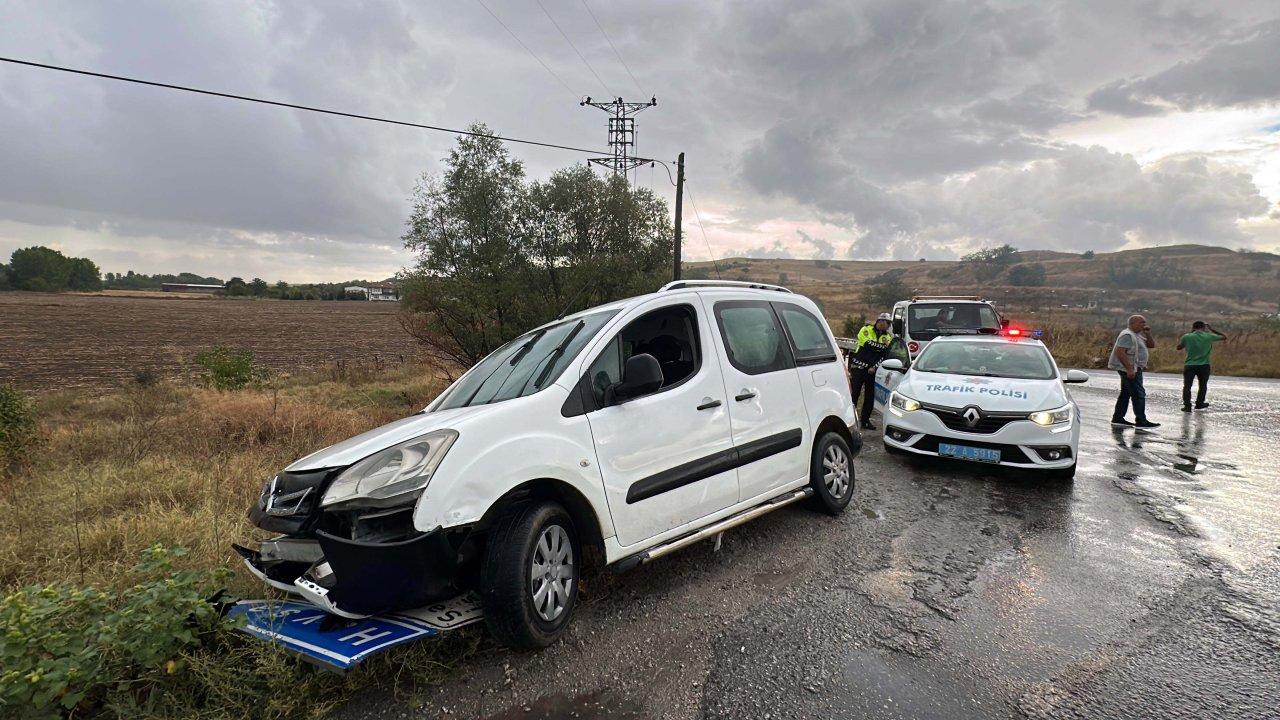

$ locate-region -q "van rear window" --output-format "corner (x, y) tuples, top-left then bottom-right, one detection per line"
(907, 303), (1000, 341)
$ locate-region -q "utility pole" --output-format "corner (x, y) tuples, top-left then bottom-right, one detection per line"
(673, 152), (684, 281)
(580, 96), (657, 175)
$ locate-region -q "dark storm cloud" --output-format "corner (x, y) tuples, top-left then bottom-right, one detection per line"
(1087, 20), (1280, 116)
(1, 0), (1278, 273)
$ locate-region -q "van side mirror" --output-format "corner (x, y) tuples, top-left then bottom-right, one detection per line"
(880, 359), (905, 372)
(1000, 317), (1010, 328)
(607, 353), (663, 404)
(891, 318), (904, 336)
(1063, 369), (1089, 384)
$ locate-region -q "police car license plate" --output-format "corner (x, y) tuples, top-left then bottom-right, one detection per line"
(938, 442), (1001, 463)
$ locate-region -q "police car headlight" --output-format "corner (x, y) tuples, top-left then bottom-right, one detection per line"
(321, 430), (458, 507)
(890, 391), (921, 413)
(1029, 404), (1072, 427)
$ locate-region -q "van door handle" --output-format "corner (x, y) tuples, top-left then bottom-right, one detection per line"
(735, 391), (757, 402)
(697, 398), (722, 411)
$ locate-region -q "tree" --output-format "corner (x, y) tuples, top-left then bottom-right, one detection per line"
(225, 277), (248, 296)
(249, 278), (268, 296)
(0, 263), (9, 291)
(961, 244), (1019, 281)
(1082, 250), (1095, 260)
(400, 124), (672, 369)
(67, 257), (102, 291)
(1008, 263), (1047, 287)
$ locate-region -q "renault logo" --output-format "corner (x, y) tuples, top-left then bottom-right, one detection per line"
(962, 407), (982, 427)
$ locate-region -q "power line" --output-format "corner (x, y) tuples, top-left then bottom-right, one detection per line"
(579, 0), (646, 97)
(0, 56), (608, 155)
(473, 0), (579, 100)
(685, 183), (722, 279)
(535, 0), (613, 96)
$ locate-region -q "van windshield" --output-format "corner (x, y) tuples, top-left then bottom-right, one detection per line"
(435, 310), (618, 410)
(913, 341), (1057, 380)
(907, 303), (1001, 340)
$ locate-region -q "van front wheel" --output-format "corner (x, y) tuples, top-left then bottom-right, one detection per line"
(480, 500), (579, 649)
(809, 432), (855, 515)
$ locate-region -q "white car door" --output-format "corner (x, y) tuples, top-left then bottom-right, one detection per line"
(704, 296), (811, 502)
(582, 298), (738, 548)
(875, 337), (912, 413)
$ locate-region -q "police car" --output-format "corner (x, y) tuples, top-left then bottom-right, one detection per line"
(889, 296), (1005, 359)
(874, 335), (1088, 479)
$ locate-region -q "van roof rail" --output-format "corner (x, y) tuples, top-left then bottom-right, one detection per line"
(909, 295), (982, 301)
(660, 280), (792, 294)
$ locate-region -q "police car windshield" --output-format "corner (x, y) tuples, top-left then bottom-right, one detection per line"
(907, 303), (1001, 340)
(913, 341), (1057, 381)
(435, 310), (618, 410)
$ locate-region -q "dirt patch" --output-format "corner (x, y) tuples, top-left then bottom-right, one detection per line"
(0, 291), (421, 392)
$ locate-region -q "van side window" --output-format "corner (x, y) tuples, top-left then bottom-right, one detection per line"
(772, 303), (836, 365)
(714, 301), (794, 375)
(585, 304), (701, 405)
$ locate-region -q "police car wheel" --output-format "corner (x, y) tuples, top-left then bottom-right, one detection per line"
(808, 432), (854, 515)
(1048, 463), (1077, 481)
(480, 500), (579, 649)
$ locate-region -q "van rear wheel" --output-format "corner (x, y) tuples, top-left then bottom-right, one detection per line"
(809, 432), (854, 515)
(480, 500), (579, 649)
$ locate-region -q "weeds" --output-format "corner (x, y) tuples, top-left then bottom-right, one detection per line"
(0, 362), (452, 718)
(193, 346), (267, 391)
(0, 384), (38, 476)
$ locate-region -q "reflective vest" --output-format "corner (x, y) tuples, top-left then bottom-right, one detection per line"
(848, 325), (892, 371)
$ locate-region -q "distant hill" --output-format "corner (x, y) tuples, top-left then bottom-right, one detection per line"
(685, 244), (1280, 325)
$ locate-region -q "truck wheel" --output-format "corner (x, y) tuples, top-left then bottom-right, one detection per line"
(480, 500), (579, 649)
(809, 432), (854, 515)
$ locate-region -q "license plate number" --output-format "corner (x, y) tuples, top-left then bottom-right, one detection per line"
(938, 443), (1001, 463)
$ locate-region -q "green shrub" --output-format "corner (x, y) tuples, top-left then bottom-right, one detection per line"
(194, 346), (266, 391)
(0, 545), (229, 718)
(0, 384), (38, 473)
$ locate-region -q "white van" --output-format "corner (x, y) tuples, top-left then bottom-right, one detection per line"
(237, 281), (861, 648)
(889, 296), (1004, 358)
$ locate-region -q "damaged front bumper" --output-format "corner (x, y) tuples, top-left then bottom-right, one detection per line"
(239, 468), (476, 619)
(235, 528), (468, 619)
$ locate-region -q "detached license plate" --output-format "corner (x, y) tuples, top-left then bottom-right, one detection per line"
(938, 442), (1001, 463)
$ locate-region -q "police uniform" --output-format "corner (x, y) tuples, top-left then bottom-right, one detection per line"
(848, 323), (892, 428)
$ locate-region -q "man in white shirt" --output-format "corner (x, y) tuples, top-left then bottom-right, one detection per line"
(1108, 314), (1160, 429)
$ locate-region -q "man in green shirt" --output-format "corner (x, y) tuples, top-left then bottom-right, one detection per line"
(1177, 321), (1226, 411)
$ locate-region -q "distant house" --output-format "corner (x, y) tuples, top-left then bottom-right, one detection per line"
(344, 283), (399, 301)
(161, 282), (223, 295)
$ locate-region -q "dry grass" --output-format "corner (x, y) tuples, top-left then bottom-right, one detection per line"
(0, 361), (450, 593)
(1030, 324), (1280, 376)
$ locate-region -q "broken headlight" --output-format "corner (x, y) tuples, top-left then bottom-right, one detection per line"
(321, 430), (458, 508)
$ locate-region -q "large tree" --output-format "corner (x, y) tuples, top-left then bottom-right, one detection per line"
(400, 124), (673, 370)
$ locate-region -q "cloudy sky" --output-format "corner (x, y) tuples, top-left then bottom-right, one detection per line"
(2, 0), (1279, 281)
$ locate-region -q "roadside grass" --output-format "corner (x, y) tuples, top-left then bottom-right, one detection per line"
(0, 361), (477, 719)
(1034, 325), (1280, 377)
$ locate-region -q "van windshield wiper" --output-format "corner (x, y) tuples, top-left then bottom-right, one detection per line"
(528, 320), (586, 391)
(459, 330), (548, 407)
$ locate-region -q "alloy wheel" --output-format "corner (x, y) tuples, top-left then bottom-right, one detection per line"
(822, 443), (850, 499)
(530, 524), (574, 622)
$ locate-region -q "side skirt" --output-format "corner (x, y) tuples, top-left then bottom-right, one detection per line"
(612, 487), (813, 573)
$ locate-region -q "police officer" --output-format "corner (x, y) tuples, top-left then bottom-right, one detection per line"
(849, 313), (893, 430)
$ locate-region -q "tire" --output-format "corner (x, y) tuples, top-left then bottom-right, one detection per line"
(1048, 463), (1077, 481)
(809, 432), (855, 515)
(479, 500), (579, 649)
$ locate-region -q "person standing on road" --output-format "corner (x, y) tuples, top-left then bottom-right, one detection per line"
(849, 313), (893, 430)
(1109, 314), (1160, 429)
(1177, 320), (1226, 412)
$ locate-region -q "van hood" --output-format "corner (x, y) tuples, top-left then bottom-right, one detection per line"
(285, 404), (498, 471)
(897, 371), (1065, 412)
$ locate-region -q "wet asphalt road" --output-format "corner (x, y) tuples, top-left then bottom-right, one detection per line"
(340, 371), (1279, 720)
